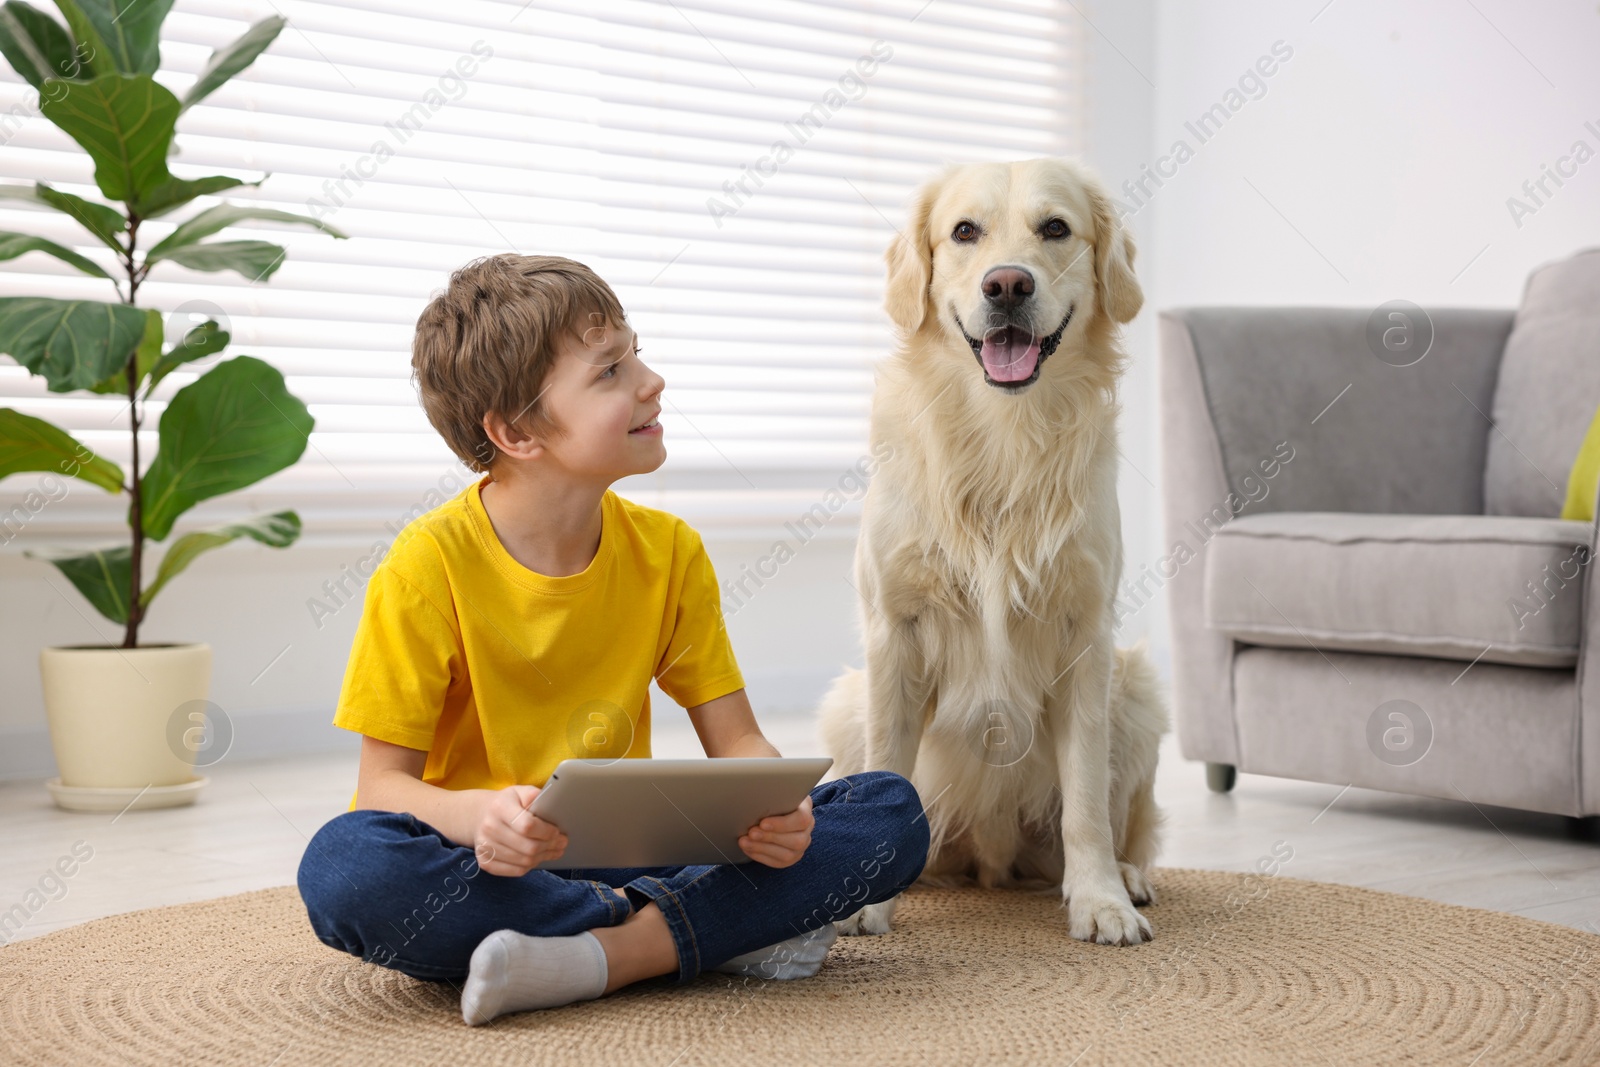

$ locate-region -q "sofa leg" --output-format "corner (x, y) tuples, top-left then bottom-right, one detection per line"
(1206, 762), (1237, 794)
(1568, 816), (1600, 843)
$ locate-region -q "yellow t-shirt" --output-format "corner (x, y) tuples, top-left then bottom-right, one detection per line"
(333, 475), (745, 810)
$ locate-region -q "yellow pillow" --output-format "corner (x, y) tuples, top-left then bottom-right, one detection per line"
(1561, 402), (1600, 521)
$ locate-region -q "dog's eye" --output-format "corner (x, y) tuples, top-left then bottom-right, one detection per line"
(1041, 218), (1070, 240)
(952, 221), (979, 243)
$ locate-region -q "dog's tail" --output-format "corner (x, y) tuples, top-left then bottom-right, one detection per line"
(1113, 637), (1168, 741)
(815, 665), (869, 782)
(1111, 637), (1169, 872)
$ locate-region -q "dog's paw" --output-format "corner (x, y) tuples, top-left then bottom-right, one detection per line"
(1064, 884), (1152, 945)
(1119, 862), (1155, 906)
(834, 897), (898, 936)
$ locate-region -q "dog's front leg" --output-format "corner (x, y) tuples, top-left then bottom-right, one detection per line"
(1049, 635), (1152, 946)
(862, 611), (935, 780)
(835, 610), (935, 937)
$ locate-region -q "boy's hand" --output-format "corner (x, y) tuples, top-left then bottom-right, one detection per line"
(738, 794), (814, 868)
(473, 785), (569, 877)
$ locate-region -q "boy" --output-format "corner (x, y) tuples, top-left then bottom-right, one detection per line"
(295, 254), (929, 1025)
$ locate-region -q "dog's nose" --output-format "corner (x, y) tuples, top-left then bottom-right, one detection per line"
(982, 267), (1035, 308)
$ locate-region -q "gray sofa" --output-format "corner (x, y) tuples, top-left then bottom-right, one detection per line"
(1158, 248), (1600, 830)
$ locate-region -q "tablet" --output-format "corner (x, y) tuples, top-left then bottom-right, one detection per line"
(528, 757), (833, 869)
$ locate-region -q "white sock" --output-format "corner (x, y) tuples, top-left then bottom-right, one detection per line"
(711, 923), (838, 980)
(459, 928), (609, 1025)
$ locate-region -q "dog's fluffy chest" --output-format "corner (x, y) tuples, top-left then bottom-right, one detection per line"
(893, 494), (1096, 628)
(867, 372), (1122, 644)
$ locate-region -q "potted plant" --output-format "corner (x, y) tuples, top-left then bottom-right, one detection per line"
(0, 1), (346, 810)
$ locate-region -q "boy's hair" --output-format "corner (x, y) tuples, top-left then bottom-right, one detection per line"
(411, 254), (627, 473)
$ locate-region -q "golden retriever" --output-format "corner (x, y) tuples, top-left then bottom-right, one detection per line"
(817, 157), (1168, 946)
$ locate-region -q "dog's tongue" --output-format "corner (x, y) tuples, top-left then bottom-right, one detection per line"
(980, 326), (1041, 382)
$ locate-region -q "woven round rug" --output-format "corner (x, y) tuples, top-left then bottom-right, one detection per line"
(3, 868), (1597, 1066)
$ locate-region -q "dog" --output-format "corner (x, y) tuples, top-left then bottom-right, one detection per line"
(818, 158), (1169, 946)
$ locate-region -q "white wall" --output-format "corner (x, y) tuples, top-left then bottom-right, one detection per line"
(1148, 0), (1600, 308)
(1078, 0), (1166, 678)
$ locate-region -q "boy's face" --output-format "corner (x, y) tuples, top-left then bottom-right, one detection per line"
(529, 316), (667, 481)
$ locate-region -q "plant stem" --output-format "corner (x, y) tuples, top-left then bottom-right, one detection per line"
(121, 217), (145, 649)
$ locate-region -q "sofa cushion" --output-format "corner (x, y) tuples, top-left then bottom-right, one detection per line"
(1204, 511), (1592, 668)
(1484, 248), (1600, 517)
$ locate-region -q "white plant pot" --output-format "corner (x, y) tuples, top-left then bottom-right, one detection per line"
(39, 642), (213, 812)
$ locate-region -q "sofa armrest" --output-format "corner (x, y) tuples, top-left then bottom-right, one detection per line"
(1157, 306), (1513, 769)
(1579, 478), (1600, 814)
(1158, 313), (1240, 764)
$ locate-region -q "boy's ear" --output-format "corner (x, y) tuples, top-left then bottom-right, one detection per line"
(482, 408), (543, 463)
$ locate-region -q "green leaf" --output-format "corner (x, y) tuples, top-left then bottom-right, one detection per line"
(38, 72), (177, 205)
(36, 182), (125, 251)
(145, 318), (227, 393)
(44, 0), (103, 77)
(0, 183), (125, 253)
(180, 15), (284, 113)
(0, 406), (123, 491)
(151, 239), (285, 281)
(142, 509), (299, 606)
(87, 306), (157, 393)
(134, 173), (261, 219)
(147, 204), (346, 261)
(24, 541), (130, 623)
(0, 230), (112, 279)
(52, 0), (173, 75)
(138, 355), (312, 540)
(0, 1), (84, 88)
(0, 296), (147, 392)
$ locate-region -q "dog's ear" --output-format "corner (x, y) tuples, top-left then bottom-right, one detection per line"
(1087, 184), (1143, 324)
(883, 177), (939, 335)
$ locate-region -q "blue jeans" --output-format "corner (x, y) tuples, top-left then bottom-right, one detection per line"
(296, 769), (929, 985)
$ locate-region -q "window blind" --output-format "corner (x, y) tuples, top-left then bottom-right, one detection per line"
(0, 0), (1080, 544)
